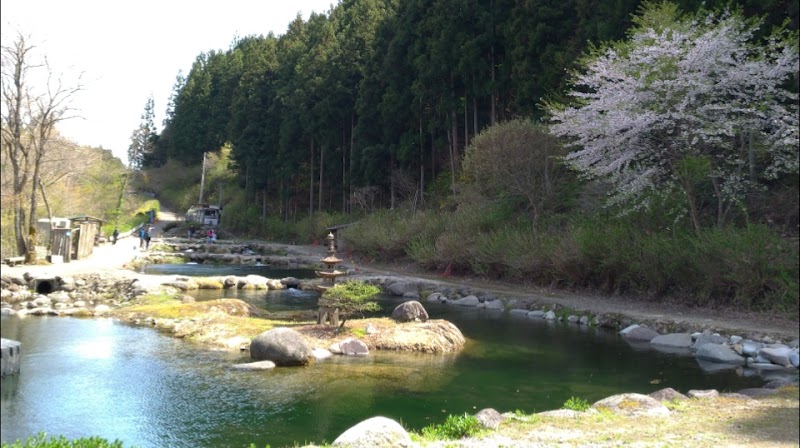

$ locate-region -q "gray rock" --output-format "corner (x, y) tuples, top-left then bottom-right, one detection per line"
(391, 301), (429, 323)
(729, 335), (743, 344)
(759, 346), (793, 367)
(567, 315), (579, 323)
(484, 299), (504, 310)
(508, 309), (528, 317)
(527, 310), (546, 319)
(649, 388), (688, 401)
(623, 326), (660, 343)
(332, 416), (413, 448)
(330, 338), (369, 356)
(402, 292), (420, 300)
(789, 339), (799, 349)
(231, 360), (276, 371)
(692, 331), (728, 351)
(791, 350), (799, 368)
(764, 378), (793, 389)
(474, 408), (504, 429)
(688, 389), (719, 399)
(450, 295), (480, 307)
(544, 310), (557, 320)
(747, 362), (792, 371)
(695, 344), (745, 365)
(250, 327), (313, 366)
(386, 281), (418, 297)
(737, 388), (779, 398)
(650, 333), (692, 348)
(619, 324), (640, 335)
(579, 316), (590, 325)
(592, 393), (670, 417)
(426, 292), (447, 303)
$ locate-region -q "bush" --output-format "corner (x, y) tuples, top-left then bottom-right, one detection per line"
(420, 413), (482, 440)
(1, 433), (131, 448)
(562, 397), (591, 412)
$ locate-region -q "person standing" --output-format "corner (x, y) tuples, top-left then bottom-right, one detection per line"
(144, 229), (152, 250)
(138, 227), (146, 249)
(112, 228), (119, 245)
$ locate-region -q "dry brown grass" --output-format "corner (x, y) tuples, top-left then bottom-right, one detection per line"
(457, 387), (800, 448)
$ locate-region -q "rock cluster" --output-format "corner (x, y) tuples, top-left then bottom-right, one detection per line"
(0, 270), (314, 318)
(618, 324), (799, 379)
(1, 272), (158, 317)
(359, 275), (799, 382)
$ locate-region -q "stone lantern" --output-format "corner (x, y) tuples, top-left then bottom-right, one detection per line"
(316, 232), (345, 325)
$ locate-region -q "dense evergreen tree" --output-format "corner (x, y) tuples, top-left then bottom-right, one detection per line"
(156, 0), (798, 219)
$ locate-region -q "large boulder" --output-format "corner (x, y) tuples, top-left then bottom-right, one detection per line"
(593, 393), (670, 417)
(649, 387), (688, 402)
(759, 346), (793, 367)
(250, 327), (313, 366)
(474, 408), (504, 429)
(450, 295), (480, 307)
(391, 301), (429, 323)
(650, 333), (692, 349)
(386, 281), (418, 297)
(332, 416), (413, 448)
(623, 326), (660, 342)
(692, 331), (727, 351)
(329, 338), (369, 356)
(695, 344), (746, 365)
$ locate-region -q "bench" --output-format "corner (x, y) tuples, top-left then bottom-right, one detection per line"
(3, 256), (25, 267)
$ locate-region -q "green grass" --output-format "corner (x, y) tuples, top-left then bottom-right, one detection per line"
(1, 433), (132, 448)
(562, 396), (591, 412)
(419, 413), (483, 440)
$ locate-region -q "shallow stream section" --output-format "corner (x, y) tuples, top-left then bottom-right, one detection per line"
(1, 265), (768, 448)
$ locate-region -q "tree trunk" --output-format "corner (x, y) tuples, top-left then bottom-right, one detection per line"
(349, 112), (355, 214)
(342, 122), (347, 213)
(464, 91), (469, 147)
(681, 178), (702, 234)
(490, 45), (497, 126)
(473, 95), (478, 137)
(318, 144), (324, 212)
(309, 139), (315, 216)
(390, 152), (396, 209)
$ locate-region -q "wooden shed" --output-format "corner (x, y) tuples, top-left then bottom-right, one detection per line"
(49, 215), (105, 261)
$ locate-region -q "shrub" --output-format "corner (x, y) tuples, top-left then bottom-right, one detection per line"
(420, 413), (482, 440)
(319, 281), (381, 328)
(562, 396), (591, 412)
(1, 432), (130, 448)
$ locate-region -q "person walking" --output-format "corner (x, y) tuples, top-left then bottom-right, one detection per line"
(138, 227), (146, 249)
(112, 228), (119, 245)
(144, 229), (152, 250)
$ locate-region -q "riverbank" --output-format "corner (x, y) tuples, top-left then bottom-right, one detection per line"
(2, 216), (799, 447)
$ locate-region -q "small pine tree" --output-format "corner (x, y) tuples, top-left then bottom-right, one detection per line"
(319, 281), (381, 329)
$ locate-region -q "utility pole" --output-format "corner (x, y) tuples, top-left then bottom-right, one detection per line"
(199, 152), (206, 204)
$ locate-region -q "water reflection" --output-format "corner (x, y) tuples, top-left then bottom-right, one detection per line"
(1, 294), (770, 448)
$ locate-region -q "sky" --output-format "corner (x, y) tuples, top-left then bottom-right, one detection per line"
(1, 0), (337, 164)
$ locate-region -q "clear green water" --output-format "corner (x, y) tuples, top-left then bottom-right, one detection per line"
(0, 269), (769, 448)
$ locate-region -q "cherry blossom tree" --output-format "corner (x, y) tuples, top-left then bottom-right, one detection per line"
(546, 2), (799, 231)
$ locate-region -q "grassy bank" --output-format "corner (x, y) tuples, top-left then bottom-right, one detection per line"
(340, 208), (799, 316)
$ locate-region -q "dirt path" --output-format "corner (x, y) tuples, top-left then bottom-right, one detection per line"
(1, 209), (181, 278)
(344, 257), (798, 340)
